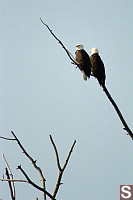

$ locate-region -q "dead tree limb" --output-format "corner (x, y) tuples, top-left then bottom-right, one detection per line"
(50, 135), (76, 199)
(102, 85), (133, 140)
(0, 136), (15, 140)
(11, 131), (46, 200)
(5, 168), (15, 200)
(0, 133), (76, 199)
(40, 18), (78, 65)
(49, 135), (61, 171)
(0, 178), (28, 183)
(17, 165), (55, 200)
(3, 154), (15, 199)
(40, 19), (133, 140)
(0, 170), (54, 199)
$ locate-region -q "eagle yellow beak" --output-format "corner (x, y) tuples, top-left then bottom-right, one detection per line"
(90, 49), (92, 53)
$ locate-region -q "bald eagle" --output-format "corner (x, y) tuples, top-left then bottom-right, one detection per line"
(90, 48), (106, 86)
(75, 44), (91, 81)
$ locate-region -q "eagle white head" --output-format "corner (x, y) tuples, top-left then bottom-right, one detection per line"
(90, 48), (99, 55)
(76, 44), (84, 51)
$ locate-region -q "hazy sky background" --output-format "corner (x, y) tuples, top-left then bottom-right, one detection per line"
(0, 0), (133, 199)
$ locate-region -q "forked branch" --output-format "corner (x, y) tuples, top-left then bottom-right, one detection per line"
(17, 165), (55, 200)
(0, 166), (55, 200)
(50, 135), (76, 199)
(11, 131), (46, 200)
(0, 133), (76, 199)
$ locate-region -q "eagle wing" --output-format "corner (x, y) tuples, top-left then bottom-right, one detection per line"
(75, 50), (91, 78)
(90, 54), (106, 85)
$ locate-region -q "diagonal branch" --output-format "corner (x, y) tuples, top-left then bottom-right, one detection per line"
(62, 140), (76, 171)
(102, 85), (133, 140)
(50, 138), (76, 199)
(11, 131), (46, 200)
(50, 135), (61, 171)
(17, 165), (55, 200)
(40, 18), (78, 65)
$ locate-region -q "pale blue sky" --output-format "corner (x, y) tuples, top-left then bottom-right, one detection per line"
(0, 0), (133, 200)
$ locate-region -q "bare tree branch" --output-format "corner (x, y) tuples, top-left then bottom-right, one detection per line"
(0, 178), (28, 183)
(40, 18), (79, 66)
(17, 165), (55, 200)
(50, 137), (76, 199)
(3, 154), (15, 199)
(0, 136), (15, 140)
(11, 131), (46, 200)
(40, 19), (133, 140)
(1, 132), (76, 199)
(5, 168), (15, 200)
(50, 135), (61, 171)
(0, 175), (54, 200)
(62, 140), (76, 171)
(102, 85), (133, 140)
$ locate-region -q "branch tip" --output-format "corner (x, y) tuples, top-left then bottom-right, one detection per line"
(40, 18), (78, 65)
(102, 85), (133, 140)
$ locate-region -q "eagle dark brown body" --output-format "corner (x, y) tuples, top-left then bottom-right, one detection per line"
(90, 53), (106, 86)
(75, 49), (91, 79)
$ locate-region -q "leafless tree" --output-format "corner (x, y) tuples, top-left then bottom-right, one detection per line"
(0, 132), (76, 200)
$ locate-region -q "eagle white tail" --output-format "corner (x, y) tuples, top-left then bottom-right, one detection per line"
(82, 71), (87, 81)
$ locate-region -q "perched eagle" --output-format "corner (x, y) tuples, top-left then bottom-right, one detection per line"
(90, 48), (106, 86)
(75, 44), (91, 81)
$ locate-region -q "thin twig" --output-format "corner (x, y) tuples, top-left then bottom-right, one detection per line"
(11, 131), (46, 200)
(0, 136), (16, 140)
(0, 176), (54, 200)
(5, 168), (15, 200)
(0, 178), (28, 183)
(62, 140), (76, 171)
(50, 135), (61, 171)
(17, 165), (55, 200)
(102, 85), (133, 140)
(51, 138), (76, 199)
(40, 18), (78, 65)
(3, 154), (15, 199)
